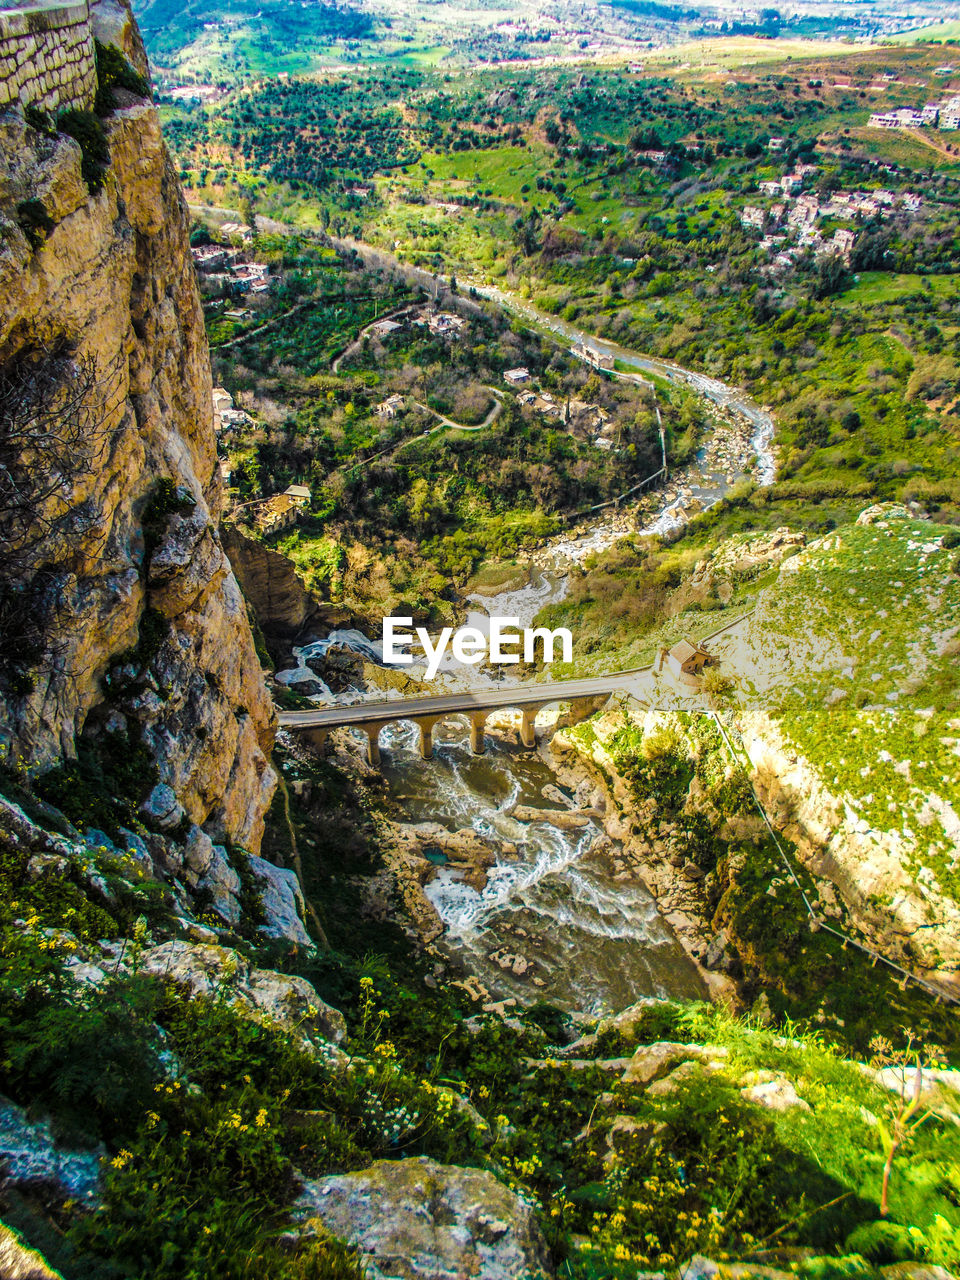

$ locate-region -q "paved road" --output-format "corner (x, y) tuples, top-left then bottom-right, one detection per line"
(278, 667), (650, 730)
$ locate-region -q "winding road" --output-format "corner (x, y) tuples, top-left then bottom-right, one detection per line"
(190, 202), (777, 483)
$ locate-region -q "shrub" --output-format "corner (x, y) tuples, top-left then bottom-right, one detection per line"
(35, 726), (158, 839)
(94, 40), (150, 115)
(23, 104), (54, 134)
(142, 478), (196, 556)
(845, 1220), (922, 1264)
(0, 935), (162, 1143)
(57, 110), (109, 194)
(15, 199), (55, 250)
(70, 1088), (365, 1279)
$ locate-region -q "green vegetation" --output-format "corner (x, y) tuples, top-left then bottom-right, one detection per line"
(161, 44), (960, 553)
(135, 0), (372, 84)
(208, 236), (697, 621)
(94, 39), (150, 113)
(581, 704), (960, 1046)
(57, 110), (110, 194)
(4, 734), (959, 1277)
(744, 513), (960, 891)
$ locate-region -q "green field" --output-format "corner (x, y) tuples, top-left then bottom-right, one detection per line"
(840, 270), (960, 305)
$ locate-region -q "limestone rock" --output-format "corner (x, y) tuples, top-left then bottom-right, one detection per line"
(0, 1096), (102, 1204)
(116, 826), (154, 873)
(878, 1266), (956, 1280)
(147, 512), (226, 618)
(592, 998), (659, 1046)
(856, 502), (910, 526)
(647, 1059), (705, 1097)
(182, 824), (215, 879)
(196, 844), (242, 925)
(91, 0), (150, 77)
(137, 941), (345, 1047)
(740, 1070), (811, 1113)
(680, 1257), (793, 1279)
(0, 82), (275, 854)
(621, 1041), (699, 1087)
(25, 853), (69, 883)
(0, 1221), (62, 1280)
(140, 784), (184, 832)
(296, 1156), (553, 1280)
(247, 854), (312, 947)
(222, 524), (324, 642)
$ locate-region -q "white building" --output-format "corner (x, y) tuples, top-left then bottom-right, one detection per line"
(868, 109), (924, 130)
(212, 387), (233, 417)
(741, 205), (765, 229)
(369, 319), (403, 338)
(428, 312), (466, 335)
(376, 394), (406, 419)
(504, 367), (531, 385)
(571, 343), (614, 371)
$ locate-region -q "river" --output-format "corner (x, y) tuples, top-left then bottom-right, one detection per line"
(274, 244), (778, 1012)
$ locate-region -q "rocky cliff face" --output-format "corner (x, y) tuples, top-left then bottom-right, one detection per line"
(0, 4), (275, 850)
(222, 524), (346, 651)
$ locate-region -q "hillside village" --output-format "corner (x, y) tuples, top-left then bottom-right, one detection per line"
(741, 164), (924, 268)
(191, 233), (273, 297)
(869, 90), (960, 131)
(205, 275), (648, 541)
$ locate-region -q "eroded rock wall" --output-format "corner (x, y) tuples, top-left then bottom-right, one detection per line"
(0, 15), (275, 850)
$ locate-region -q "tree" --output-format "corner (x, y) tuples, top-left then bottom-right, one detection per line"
(812, 254), (848, 300)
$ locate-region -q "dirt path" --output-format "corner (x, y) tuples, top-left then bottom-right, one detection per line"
(413, 388), (504, 434)
(331, 305), (418, 372)
(212, 299), (313, 352)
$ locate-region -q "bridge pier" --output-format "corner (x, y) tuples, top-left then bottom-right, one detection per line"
(468, 711), (488, 755)
(519, 708), (538, 749)
(415, 716), (443, 760)
(365, 728), (381, 767)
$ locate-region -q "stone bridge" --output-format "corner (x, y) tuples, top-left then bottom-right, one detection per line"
(277, 670), (651, 765)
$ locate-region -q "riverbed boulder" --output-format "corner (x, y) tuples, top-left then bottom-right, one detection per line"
(296, 1156), (553, 1279)
(511, 805), (591, 829)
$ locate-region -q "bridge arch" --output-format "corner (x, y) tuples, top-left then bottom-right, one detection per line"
(336, 696), (609, 765)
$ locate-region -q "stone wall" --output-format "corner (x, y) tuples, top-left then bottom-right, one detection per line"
(0, 1), (96, 115)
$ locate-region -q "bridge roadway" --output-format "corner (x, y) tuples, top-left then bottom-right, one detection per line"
(277, 668), (651, 764)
